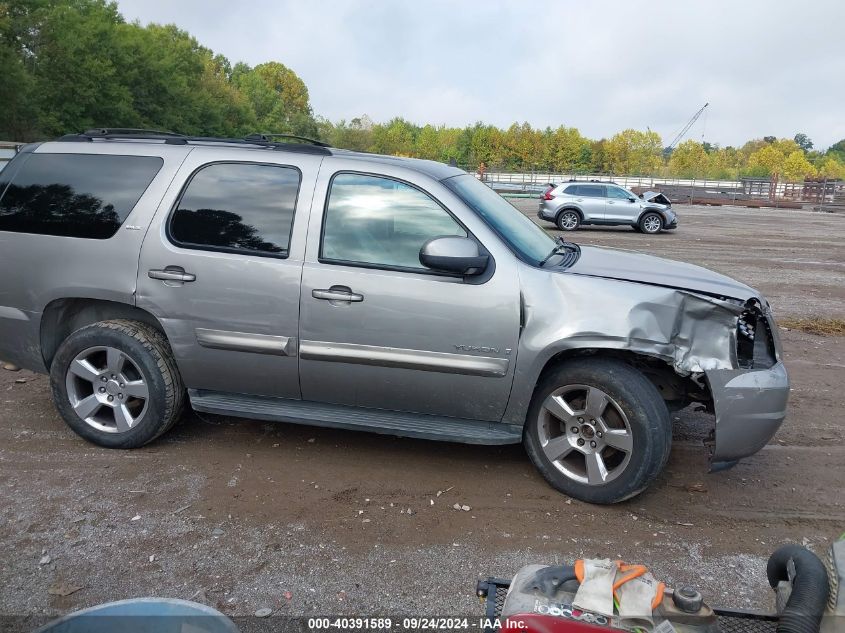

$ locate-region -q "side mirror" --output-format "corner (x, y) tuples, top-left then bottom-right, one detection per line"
(628, 196), (637, 202)
(419, 236), (489, 276)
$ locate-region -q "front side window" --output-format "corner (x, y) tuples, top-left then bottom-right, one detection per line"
(321, 173), (466, 271)
(607, 186), (632, 200)
(169, 162), (300, 257)
(0, 153), (162, 239)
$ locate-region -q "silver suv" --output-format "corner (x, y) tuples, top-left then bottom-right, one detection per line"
(539, 181), (678, 233)
(0, 130), (787, 504)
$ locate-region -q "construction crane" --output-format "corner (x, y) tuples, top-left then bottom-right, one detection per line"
(664, 102), (708, 155)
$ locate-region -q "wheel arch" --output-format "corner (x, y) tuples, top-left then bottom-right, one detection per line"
(40, 298), (168, 370)
(508, 345), (711, 425)
(556, 206), (584, 221)
(636, 206), (667, 223)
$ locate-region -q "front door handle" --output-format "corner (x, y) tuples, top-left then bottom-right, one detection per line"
(149, 266), (196, 282)
(312, 287), (364, 302)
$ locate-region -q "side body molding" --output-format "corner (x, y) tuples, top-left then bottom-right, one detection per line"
(195, 329), (297, 357)
(299, 340), (509, 377)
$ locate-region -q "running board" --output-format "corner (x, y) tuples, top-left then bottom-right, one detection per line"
(188, 389), (522, 445)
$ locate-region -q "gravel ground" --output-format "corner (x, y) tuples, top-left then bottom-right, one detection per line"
(1, 204), (843, 630)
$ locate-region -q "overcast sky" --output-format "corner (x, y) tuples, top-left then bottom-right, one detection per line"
(114, 0), (845, 149)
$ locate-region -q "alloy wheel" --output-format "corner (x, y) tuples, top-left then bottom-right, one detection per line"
(642, 215), (662, 233)
(560, 211), (579, 230)
(64, 345), (150, 433)
(536, 384), (633, 486)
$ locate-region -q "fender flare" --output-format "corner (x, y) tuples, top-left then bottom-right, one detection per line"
(636, 206), (668, 224)
(555, 206), (583, 222)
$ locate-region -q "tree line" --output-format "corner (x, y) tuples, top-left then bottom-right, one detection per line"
(317, 118), (845, 181)
(3, 0), (844, 183)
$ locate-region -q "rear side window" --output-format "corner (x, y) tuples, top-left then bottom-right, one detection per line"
(579, 185), (605, 197)
(563, 185), (579, 194)
(169, 162), (300, 258)
(0, 153), (162, 239)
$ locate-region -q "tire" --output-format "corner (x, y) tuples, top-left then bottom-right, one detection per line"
(556, 209), (581, 231)
(638, 211), (664, 234)
(49, 319), (185, 448)
(523, 357), (671, 504)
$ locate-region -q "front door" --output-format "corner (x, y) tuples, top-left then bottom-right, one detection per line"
(298, 166), (520, 422)
(137, 151), (321, 399)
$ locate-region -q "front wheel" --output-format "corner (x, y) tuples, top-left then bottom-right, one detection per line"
(639, 212), (664, 234)
(523, 358), (671, 504)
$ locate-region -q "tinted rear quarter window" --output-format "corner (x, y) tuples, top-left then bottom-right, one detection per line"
(169, 162), (301, 258)
(580, 185), (605, 197)
(563, 185), (579, 194)
(0, 153), (163, 239)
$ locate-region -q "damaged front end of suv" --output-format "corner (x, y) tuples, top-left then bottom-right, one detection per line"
(511, 245), (789, 472)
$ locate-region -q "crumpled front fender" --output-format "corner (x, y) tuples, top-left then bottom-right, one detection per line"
(505, 271), (748, 425)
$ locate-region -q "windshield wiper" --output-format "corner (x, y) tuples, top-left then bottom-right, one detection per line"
(539, 238), (580, 268)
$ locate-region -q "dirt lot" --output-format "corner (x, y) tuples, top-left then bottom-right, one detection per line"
(1, 204), (843, 628)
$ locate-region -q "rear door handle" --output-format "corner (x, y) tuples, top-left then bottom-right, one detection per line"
(312, 287), (364, 302)
(149, 266), (196, 282)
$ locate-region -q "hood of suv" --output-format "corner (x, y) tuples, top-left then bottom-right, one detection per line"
(568, 245), (756, 301)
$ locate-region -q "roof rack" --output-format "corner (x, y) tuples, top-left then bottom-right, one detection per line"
(245, 133), (330, 148)
(56, 128), (332, 156)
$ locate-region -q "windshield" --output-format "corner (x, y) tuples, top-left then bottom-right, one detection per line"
(443, 174), (556, 265)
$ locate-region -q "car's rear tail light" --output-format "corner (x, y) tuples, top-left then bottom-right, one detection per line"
(543, 186), (555, 201)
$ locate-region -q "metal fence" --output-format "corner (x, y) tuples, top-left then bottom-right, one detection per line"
(470, 166), (845, 212)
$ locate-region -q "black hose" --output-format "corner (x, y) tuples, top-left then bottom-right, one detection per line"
(766, 545), (830, 633)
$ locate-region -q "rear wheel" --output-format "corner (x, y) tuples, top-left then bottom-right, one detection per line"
(50, 319), (185, 448)
(556, 209), (581, 231)
(639, 212), (664, 234)
(523, 358), (671, 504)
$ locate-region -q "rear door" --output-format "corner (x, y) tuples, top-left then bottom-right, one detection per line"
(297, 159), (521, 421)
(574, 184), (606, 220)
(137, 148), (322, 398)
(604, 185), (640, 222)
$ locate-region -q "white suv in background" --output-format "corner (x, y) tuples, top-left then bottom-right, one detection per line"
(539, 181), (678, 233)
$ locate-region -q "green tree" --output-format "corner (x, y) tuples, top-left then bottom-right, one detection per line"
(502, 122), (542, 170)
(668, 140), (709, 178)
(543, 126), (592, 172)
(746, 145), (786, 177)
(414, 124), (441, 160)
(370, 117), (416, 156)
(232, 61), (317, 137)
(793, 133), (813, 151)
(827, 139), (845, 163)
(818, 156), (845, 180)
(781, 150), (816, 181)
(604, 129), (663, 175)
